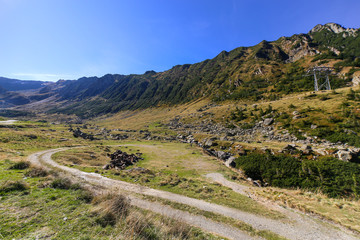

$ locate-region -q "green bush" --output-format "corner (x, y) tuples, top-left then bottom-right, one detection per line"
(0, 181), (29, 195)
(25, 167), (48, 177)
(235, 153), (360, 198)
(9, 161), (30, 170)
(50, 178), (80, 190)
(95, 212), (117, 227)
(326, 132), (360, 147)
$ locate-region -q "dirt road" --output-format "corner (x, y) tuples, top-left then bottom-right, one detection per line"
(29, 148), (360, 240)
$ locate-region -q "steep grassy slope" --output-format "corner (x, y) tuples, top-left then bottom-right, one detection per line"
(48, 23), (359, 118)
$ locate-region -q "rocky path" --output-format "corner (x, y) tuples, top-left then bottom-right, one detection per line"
(29, 148), (360, 240)
(0, 120), (18, 125)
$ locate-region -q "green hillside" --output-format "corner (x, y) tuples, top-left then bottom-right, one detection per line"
(47, 23), (360, 118)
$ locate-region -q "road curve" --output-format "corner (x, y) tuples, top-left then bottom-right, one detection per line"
(29, 148), (360, 240)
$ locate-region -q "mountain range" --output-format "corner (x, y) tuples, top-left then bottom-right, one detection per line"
(1, 23), (359, 118)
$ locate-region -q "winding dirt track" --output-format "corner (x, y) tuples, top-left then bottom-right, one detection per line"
(29, 148), (360, 240)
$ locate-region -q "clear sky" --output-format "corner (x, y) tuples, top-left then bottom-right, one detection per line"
(1, 0), (360, 81)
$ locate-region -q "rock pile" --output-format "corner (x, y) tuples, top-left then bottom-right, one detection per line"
(103, 150), (143, 170)
(71, 128), (94, 140)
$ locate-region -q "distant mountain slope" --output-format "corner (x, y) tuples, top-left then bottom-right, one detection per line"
(0, 77), (49, 91)
(6, 23), (360, 118)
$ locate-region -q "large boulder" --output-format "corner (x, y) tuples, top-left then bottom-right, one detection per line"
(203, 138), (217, 148)
(263, 118), (274, 126)
(336, 149), (359, 163)
(225, 156), (236, 168)
(300, 145), (312, 155)
(352, 71), (360, 87)
(280, 144), (298, 154)
(216, 151), (228, 160)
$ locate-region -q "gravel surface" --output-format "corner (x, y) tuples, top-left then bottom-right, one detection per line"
(29, 148), (360, 240)
(0, 120), (18, 125)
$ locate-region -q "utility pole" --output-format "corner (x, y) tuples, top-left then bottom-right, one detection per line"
(306, 67), (333, 91)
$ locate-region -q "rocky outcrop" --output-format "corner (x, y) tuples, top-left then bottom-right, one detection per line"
(309, 23), (358, 37)
(352, 72), (360, 87)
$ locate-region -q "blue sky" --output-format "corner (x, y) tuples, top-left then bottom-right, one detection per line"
(1, 0), (359, 81)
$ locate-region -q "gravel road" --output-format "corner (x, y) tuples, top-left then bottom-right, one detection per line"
(29, 148), (360, 240)
(0, 120), (18, 125)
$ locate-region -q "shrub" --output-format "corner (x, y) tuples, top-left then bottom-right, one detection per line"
(76, 190), (94, 203)
(167, 220), (191, 239)
(319, 95), (330, 101)
(108, 194), (130, 219)
(326, 132), (360, 147)
(9, 161), (30, 170)
(0, 181), (29, 195)
(235, 152), (360, 198)
(50, 178), (74, 189)
(94, 194), (130, 227)
(95, 212), (117, 227)
(126, 214), (158, 240)
(25, 167), (48, 177)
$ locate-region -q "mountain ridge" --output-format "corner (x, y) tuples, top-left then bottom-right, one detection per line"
(1, 23), (360, 118)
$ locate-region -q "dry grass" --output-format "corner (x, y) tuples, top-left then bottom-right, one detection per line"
(95, 98), (211, 130)
(25, 166), (48, 178)
(253, 186), (360, 233)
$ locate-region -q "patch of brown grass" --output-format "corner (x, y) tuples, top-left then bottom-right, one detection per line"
(254, 187), (360, 233)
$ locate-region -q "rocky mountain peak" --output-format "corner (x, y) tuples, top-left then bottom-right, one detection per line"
(309, 23), (358, 37)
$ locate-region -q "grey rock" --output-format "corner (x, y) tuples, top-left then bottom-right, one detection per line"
(263, 118), (274, 126)
(220, 136), (228, 141)
(314, 148), (328, 156)
(225, 156), (236, 168)
(216, 151), (227, 160)
(336, 150), (353, 162)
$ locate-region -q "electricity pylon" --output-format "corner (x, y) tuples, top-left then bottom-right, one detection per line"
(306, 67), (333, 91)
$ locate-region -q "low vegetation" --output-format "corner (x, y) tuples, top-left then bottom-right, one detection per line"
(235, 152), (360, 198)
(53, 144), (284, 220)
(0, 160), (219, 239)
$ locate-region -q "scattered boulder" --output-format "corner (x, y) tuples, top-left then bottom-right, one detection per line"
(111, 134), (129, 140)
(219, 136), (228, 141)
(314, 148), (328, 156)
(203, 138), (217, 148)
(281, 144), (298, 154)
(71, 128), (94, 140)
(300, 145), (312, 155)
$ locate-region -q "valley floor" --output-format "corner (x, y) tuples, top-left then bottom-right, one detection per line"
(2, 87), (360, 239)
(26, 145), (360, 240)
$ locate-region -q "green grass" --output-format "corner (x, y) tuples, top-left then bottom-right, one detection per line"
(0, 160), (222, 240)
(53, 143), (285, 220)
